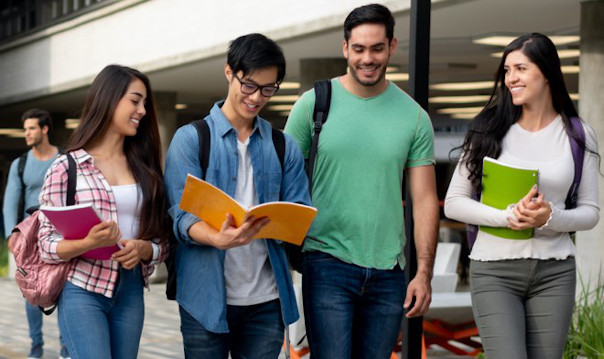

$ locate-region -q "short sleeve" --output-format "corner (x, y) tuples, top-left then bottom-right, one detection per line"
(407, 107), (435, 167)
(284, 89), (315, 159)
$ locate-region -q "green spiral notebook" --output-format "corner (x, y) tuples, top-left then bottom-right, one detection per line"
(479, 156), (539, 239)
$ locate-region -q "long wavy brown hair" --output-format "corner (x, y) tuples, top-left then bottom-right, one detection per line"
(67, 64), (169, 243)
(456, 33), (599, 193)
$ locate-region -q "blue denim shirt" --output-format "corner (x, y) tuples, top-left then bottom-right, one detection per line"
(164, 102), (310, 333)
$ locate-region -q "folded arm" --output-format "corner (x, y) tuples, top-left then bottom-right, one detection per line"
(444, 160), (509, 227)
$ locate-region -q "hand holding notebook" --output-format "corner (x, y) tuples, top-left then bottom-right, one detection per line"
(179, 174), (317, 245)
(40, 203), (121, 260)
(479, 156), (539, 239)
(507, 184), (553, 231)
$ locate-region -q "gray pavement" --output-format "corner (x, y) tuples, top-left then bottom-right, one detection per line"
(0, 278), (471, 359)
(0, 278), (183, 359)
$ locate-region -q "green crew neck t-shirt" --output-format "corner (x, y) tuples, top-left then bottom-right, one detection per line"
(284, 78), (435, 269)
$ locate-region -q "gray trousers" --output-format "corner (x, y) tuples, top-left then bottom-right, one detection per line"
(470, 257), (576, 359)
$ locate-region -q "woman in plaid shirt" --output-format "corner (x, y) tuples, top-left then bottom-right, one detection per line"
(38, 65), (169, 358)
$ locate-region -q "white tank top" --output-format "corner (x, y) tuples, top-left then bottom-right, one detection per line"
(111, 183), (141, 239)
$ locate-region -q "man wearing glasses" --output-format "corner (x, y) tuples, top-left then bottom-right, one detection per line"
(164, 33), (310, 358)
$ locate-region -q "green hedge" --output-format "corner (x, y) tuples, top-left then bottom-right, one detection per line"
(0, 237), (8, 277)
(563, 277), (604, 359)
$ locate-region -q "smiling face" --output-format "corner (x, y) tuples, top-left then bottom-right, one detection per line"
(23, 118), (47, 147)
(504, 50), (551, 108)
(222, 65), (278, 123)
(108, 78), (147, 137)
(343, 23), (397, 89)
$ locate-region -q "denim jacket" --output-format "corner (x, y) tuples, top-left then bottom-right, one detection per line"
(164, 102), (310, 333)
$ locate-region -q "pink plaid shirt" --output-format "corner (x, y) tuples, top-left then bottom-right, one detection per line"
(38, 149), (166, 298)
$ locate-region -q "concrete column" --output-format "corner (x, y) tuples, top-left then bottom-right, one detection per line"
(154, 91), (178, 165)
(299, 58), (347, 92)
(578, 0), (604, 291)
(50, 113), (71, 149)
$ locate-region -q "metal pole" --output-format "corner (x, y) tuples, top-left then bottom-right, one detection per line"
(403, 0), (430, 358)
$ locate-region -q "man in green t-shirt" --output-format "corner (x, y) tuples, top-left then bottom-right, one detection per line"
(284, 4), (439, 358)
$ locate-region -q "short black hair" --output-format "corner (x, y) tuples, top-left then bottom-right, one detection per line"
(21, 108), (53, 135)
(344, 3), (395, 42)
(226, 33), (286, 84)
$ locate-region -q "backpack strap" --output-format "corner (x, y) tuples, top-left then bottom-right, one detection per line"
(565, 117), (585, 210)
(38, 154), (76, 315)
(308, 80), (332, 195)
(192, 118), (285, 179)
(66, 154), (77, 206)
(17, 152), (27, 186)
(271, 128), (286, 174)
(17, 152), (28, 223)
(165, 121), (209, 301)
(193, 120), (211, 181)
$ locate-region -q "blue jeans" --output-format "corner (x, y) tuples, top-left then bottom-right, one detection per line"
(25, 301), (43, 346)
(302, 251), (406, 359)
(57, 267), (145, 359)
(25, 300), (66, 348)
(179, 299), (284, 359)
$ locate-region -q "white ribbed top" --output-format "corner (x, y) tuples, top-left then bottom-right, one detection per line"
(445, 115), (600, 261)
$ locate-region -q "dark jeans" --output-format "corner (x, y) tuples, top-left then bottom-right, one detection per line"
(179, 299), (284, 359)
(302, 251), (406, 359)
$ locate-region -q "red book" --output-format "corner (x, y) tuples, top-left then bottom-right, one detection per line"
(40, 203), (120, 260)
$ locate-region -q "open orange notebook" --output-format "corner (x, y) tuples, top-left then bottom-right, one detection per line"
(179, 174), (317, 246)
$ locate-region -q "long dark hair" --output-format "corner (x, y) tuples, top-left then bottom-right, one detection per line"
(67, 64), (168, 242)
(459, 33), (590, 192)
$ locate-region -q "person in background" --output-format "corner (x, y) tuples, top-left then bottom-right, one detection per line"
(3, 108), (69, 359)
(37, 64), (169, 358)
(444, 33), (600, 359)
(284, 4), (439, 358)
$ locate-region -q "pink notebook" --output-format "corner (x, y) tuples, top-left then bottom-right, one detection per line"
(40, 203), (120, 260)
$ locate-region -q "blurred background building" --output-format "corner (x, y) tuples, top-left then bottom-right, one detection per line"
(0, 0), (602, 290)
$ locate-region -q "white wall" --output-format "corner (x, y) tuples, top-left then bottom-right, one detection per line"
(0, 0), (410, 105)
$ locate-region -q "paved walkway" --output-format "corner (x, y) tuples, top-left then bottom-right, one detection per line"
(0, 278), (472, 359)
(0, 278), (183, 359)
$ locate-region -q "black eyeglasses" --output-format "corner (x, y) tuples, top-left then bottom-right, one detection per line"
(233, 73), (280, 97)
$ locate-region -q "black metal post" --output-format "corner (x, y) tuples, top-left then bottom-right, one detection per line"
(408, 0), (431, 109)
(403, 0), (430, 358)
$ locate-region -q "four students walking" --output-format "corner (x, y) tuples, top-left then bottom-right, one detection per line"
(2, 4), (599, 359)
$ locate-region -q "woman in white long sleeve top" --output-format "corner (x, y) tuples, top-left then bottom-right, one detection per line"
(444, 33), (600, 359)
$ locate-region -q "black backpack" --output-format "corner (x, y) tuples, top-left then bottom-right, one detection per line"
(165, 120), (286, 300)
(282, 80), (332, 273)
(16, 152), (28, 223)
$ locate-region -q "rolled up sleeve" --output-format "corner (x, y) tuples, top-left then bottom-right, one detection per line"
(164, 125), (204, 246)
